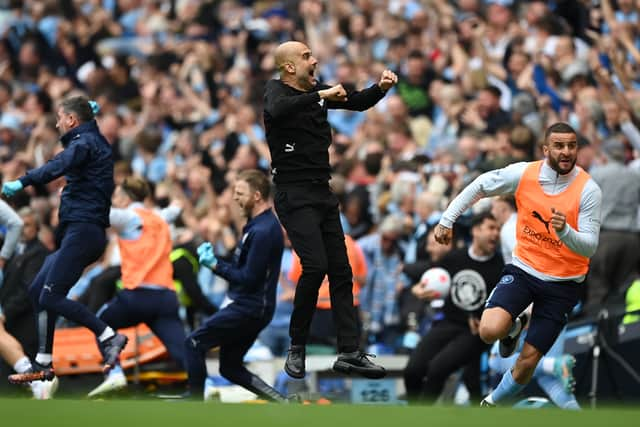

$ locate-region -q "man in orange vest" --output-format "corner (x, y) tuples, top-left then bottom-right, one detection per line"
(289, 235), (367, 347)
(89, 176), (186, 397)
(434, 122), (602, 406)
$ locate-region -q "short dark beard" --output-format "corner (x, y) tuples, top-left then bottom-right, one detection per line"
(548, 156), (575, 175)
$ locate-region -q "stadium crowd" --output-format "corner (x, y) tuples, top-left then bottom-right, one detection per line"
(0, 0), (639, 404)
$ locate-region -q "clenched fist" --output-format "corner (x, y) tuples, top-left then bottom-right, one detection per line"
(378, 69), (398, 91)
(434, 224), (453, 245)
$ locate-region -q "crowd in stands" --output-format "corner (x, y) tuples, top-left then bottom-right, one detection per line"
(1, 0), (640, 401)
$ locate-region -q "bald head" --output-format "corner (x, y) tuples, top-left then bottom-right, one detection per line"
(275, 41), (308, 70)
(274, 41), (318, 91)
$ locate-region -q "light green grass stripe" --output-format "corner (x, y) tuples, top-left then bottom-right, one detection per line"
(0, 398), (636, 427)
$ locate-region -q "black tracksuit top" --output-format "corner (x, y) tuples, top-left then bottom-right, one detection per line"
(263, 79), (386, 184)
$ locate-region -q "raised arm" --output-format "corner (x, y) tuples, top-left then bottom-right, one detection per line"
(328, 69), (397, 111)
(20, 140), (90, 187)
(435, 163), (527, 244)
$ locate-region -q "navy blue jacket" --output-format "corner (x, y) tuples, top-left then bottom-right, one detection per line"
(19, 121), (114, 227)
(215, 209), (284, 320)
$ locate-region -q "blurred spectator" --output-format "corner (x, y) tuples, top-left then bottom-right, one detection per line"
(491, 195), (517, 264)
(0, 204), (57, 398)
(396, 50), (436, 118)
(461, 85), (511, 135)
(404, 191), (442, 265)
(358, 215), (410, 351)
(586, 137), (640, 314)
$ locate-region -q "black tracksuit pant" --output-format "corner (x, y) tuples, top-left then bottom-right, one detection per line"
(403, 319), (489, 403)
(274, 181), (359, 353)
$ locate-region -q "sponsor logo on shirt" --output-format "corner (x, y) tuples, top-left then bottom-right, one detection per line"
(521, 225), (563, 249)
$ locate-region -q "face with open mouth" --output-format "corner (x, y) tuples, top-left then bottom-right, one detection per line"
(544, 131), (578, 175)
(307, 66), (317, 86)
(294, 46), (318, 90)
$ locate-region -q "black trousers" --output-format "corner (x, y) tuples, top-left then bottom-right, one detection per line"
(274, 181), (359, 352)
(309, 307), (363, 348)
(403, 319), (489, 403)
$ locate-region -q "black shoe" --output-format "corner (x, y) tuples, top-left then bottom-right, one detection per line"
(499, 312), (529, 358)
(101, 333), (129, 373)
(284, 345), (305, 379)
(8, 361), (55, 384)
(333, 351), (386, 379)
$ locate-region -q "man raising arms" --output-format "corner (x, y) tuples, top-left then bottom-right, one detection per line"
(264, 41), (397, 379)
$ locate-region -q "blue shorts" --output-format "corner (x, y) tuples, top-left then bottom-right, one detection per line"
(485, 264), (580, 354)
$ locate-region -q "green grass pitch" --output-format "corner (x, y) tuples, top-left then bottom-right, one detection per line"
(0, 398), (637, 427)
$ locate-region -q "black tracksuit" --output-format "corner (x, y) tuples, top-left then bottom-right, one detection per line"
(263, 79), (387, 352)
(403, 248), (504, 402)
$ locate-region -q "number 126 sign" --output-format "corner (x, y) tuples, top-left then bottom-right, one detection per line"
(350, 379), (397, 404)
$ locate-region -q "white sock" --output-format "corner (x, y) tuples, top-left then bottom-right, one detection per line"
(542, 357), (555, 374)
(35, 353), (52, 366)
(98, 326), (115, 342)
(507, 317), (522, 338)
(108, 365), (124, 378)
(14, 356), (32, 373)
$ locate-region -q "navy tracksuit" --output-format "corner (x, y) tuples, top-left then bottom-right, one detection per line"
(20, 120), (114, 354)
(98, 287), (185, 368)
(185, 209), (284, 398)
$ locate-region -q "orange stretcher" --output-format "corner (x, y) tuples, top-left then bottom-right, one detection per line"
(52, 325), (169, 375)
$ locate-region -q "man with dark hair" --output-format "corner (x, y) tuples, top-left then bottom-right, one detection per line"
(434, 122), (602, 406)
(2, 95), (127, 384)
(403, 211), (503, 403)
(396, 50), (436, 118)
(463, 85), (512, 135)
(264, 41), (397, 380)
(185, 170), (287, 401)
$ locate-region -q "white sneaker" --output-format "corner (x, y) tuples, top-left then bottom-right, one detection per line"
(88, 371), (127, 397)
(31, 376), (59, 400)
(203, 385), (220, 401)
